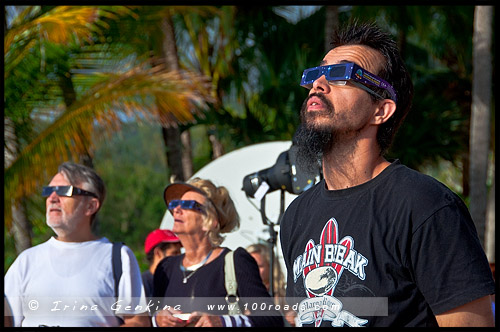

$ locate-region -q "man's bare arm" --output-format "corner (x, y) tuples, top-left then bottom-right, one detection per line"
(435, 295), (494, 327)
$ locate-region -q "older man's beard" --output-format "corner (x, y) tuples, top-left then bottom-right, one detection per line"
(294, 93), (336, 173)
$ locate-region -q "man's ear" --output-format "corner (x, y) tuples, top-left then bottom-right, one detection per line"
(86, 198), (100, 216)
(372, 99), (397, 125)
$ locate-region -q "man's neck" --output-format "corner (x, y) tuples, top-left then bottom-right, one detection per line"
(149, 262), (159, 275)
(53, 229), (98, 243)
(322, 142), (390, 190)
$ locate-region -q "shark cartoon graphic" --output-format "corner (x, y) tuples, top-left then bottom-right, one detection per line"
(298, 218), (368, 327)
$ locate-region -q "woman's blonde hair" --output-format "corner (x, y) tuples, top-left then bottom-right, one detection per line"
(187, 177), (240, 246)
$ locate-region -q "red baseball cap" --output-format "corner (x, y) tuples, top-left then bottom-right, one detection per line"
(144, 229), (181, 254)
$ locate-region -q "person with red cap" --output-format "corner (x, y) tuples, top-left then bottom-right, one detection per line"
(142, 229), (182, 301)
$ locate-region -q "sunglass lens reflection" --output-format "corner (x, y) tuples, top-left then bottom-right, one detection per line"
(327, 65), (347, 79)
(305, 68), (320, 82)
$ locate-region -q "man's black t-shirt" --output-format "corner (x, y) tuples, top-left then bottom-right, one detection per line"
(280, 160), (495, 327)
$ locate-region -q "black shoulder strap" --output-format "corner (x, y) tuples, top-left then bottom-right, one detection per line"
(112, 242), (123, 299)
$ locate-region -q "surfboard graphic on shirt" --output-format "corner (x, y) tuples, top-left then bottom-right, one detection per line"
(293, 218), (369, 327)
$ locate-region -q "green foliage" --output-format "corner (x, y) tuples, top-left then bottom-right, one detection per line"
(388, 67), (470, 169)
(346, 6), (477, 176)
(189, 124), (214, 172)
(4, 234), (16, 274)
(93, 122), (169, 271)
(193, 6), (326, 152)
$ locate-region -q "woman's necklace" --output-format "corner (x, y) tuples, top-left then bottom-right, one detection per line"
(180, 249), (213, 284)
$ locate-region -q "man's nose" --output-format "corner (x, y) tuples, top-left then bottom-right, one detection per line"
(48, 190), (60, 201)
(310, 75), (330, 94)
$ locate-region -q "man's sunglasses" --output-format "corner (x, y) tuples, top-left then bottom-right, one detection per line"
(168, 199), (206, 214)
(42, 185), (98, 198)
(300, 62), (397, 102)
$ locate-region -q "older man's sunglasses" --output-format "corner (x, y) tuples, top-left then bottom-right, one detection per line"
(300, 62), (397, 102)
(168, 199), (206, 214)
(42, 185), (98, 198)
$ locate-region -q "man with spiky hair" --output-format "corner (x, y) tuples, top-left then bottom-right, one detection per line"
(280, 22), (494, 327)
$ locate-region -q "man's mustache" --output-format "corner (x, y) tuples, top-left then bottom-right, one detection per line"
(301, 93), (334, 120)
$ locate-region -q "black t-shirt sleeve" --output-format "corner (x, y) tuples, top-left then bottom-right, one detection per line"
(411, 203), (495, 315)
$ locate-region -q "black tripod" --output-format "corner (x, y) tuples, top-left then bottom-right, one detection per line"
(259, 188), (286, 297)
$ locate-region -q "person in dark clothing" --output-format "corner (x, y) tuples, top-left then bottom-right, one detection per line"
(142, 229), (182, 301)
(280, 21), (495, 327)
(153, 178), (284, 327)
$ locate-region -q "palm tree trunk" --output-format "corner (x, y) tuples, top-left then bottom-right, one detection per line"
(469, 5), (493, 248)
(162, 126), (184, 181)
(5, 117), (33, 253)
(11, 199), (32, 253)
(181, 130), (193, 178)
(208, 125), (224, 159)
(324, 6), (339, 52)
(5, 15), (33, 253)
(161, 16), (179, 72)
(57, 66), (94, 168)
(159, 15), (194, 182)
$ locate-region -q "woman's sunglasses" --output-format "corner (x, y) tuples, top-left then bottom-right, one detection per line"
(168, 199), (206, 214)
(300, 62), (397, 102)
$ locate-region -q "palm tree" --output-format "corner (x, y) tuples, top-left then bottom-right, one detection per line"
(216, 6), (326, 147)
(174, 6), (238, 159)
(4, 6), (214, 251)
(104, 6), (226, 181)
(5, 6), (109, 252)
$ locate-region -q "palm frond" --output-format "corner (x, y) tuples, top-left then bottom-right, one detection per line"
(5, 7), (96, 54)
(5, 6), (135, 77)
(177, 6), (237, 105)
(4, 60), (214, 228)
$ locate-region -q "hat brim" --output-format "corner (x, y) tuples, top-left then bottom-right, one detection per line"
(163, 182), (206, 206)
